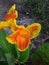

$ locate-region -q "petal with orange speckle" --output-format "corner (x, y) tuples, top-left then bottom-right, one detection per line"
(4, 10), (18, 21)
(4, 4), (18, 21)
(27, 23), (41, 39)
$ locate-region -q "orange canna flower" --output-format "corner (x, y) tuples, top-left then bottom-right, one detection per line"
(6, 23), (41, 51)
(0, 4), (41, 51)
(6, 26), (30, 51)
(4, 4), (18, 21)
(0, 4), (18, 31)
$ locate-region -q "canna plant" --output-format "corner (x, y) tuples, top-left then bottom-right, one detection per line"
(0, 4), (41, 65)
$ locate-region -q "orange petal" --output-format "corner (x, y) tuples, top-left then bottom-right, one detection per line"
(6, 31), (18, 44)
(4, 4), (18, 21)
(8, 19), (19, 32)
(6, 27), (30, 51)
(16, 35), (30, 51)
(27, 23), (41, 39)
(4, 10), (18, 21)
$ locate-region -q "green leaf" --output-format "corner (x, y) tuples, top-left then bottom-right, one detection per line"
(16, 46), (30, 63)
(0, 30), (16, 65)
(0, 47), (6, 59)
(5, 53), (15, 65)
(0, 29), (11, 53)
(10, 44), (17, 58)
(0, 29), (17, 55)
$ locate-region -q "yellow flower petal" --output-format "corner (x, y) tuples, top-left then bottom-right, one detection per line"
(15, 10), (18, 19)
(9, 19), (19, 32)
(0, 19), (18, 31)
(8, 4), (16, 14)
(27, 23), (41, 39)
(0, 19), (11, 30)
(6, 31), (17, 44)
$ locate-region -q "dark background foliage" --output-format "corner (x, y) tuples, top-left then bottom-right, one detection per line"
(24, 0), (49, 35)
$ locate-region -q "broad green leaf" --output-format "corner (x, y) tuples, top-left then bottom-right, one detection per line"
(16, 46), (30, 63)
(5, 53), (15, 65)
(0, 29), (16, 55)
(10, 44), (17, 58)
(0, 30), (16, 65)
(0, 29), (11, 53)
(0, 47), (6, 59)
